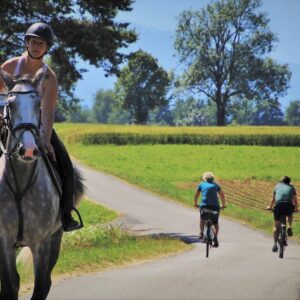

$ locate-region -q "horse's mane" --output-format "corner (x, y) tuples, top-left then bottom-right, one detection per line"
(12, 75), (36, 89)
(1, 67), (43, 92)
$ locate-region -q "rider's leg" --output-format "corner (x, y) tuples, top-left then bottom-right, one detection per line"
(50, 130), (81, 231)
(213, 224), (219, 236)
(273, 220), (280, 245)
(199, 219), (205, 239)
(200, 219), (205, 233)
(212, 223), (219, 247)
(287, 214), (293, 236)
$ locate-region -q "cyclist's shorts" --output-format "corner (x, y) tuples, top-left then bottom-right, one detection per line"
(274, 202), (294, 221)
(200, 205), (220, 225)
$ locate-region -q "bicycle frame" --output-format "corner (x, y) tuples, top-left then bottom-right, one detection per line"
(201, 208), (219, 258)
(277, 214), (287, 259)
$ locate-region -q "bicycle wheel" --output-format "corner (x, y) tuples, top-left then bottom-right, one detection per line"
(279, 227), (284, 259)
(206, 224), (211, 258)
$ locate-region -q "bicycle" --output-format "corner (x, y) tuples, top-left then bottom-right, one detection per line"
(277, 213), (287, 259)
(200, 208), (220, 258)
(267, 207), (293, 259)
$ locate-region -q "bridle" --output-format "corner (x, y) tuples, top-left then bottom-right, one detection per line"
(1, 89), (42, 246)
(1, 90), (41, 157)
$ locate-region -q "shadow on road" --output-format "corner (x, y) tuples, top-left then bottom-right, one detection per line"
(146, 232), (201, 244)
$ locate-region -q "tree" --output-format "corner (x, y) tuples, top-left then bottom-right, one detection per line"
(174, 0), (291, 126)
(285, 100), (300, 125)
(228, 97), (255, 125)
(148, 105), (174, 125)
(92, 89), (115, 123)
(0, 0), (137, 116)
(172, 97), (216, 126)
(250, 99), (285, 125)
(92, 89), (131, 124)
(114, 50), (172, 124)
(107, 107), (132, 124)
(67, 106), (95, 123)
(228, 97), (285, 125)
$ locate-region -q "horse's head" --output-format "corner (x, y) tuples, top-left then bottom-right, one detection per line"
(0, 69), (43, 162)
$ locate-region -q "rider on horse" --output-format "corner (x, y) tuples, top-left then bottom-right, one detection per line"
(0, 23), (82, 232)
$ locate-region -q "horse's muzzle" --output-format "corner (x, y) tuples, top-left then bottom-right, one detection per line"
(18, 145), (40, 160)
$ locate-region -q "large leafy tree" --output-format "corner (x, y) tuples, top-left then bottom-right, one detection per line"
(285, 100), (300, 126)
(174, 0), (291, 126)
(0, 0), (137, 116)
(114, 50), (172, 124)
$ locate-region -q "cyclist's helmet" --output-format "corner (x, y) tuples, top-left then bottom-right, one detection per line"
(203, 172), (215, 182)
(25, 23), (54, 47)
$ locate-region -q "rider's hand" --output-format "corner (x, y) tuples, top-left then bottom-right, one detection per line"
(266, 206), (272, 211)
(194, 203), (198, 208)
(220, 205), (226, 210)
(44, 141), (56, 161)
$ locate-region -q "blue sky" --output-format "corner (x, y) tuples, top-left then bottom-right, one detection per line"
(75, 0), (300, 109)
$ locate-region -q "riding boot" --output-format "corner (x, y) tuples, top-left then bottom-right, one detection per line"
(50, 130), (82, 232)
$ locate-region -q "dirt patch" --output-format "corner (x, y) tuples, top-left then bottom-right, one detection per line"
(178, 179), (300, 222)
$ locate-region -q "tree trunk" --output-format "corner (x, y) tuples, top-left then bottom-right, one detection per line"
(216, 90), (226, 126)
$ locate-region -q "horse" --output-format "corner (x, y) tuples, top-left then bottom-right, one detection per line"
(0, 68), (84, 300)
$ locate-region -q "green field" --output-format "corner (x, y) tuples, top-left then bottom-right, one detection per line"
(55, 124), (300, 241)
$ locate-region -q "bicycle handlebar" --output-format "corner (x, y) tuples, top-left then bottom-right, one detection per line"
(197, 205), (226, 210)
(266, 207), (299, 213)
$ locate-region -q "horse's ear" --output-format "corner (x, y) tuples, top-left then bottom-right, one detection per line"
(0, 68), (15, 90)
(31, 68), (44, 89)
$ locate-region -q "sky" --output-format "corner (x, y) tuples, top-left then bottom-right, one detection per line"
(74, 0), (300, 109)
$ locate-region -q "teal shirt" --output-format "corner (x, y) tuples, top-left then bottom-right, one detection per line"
(198, 181), (221, 207)
(274, 182), (296, 204)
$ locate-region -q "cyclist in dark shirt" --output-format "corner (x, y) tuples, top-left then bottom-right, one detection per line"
(194, 172), (226, 247)
(267, 176), (298, 252)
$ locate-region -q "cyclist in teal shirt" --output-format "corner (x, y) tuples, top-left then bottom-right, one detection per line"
(194, 172), (226, 247)
(267, 176), (298, 252)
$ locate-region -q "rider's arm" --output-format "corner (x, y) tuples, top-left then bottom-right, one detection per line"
(218, 190), (226, 208)
(293, 194), (298, 211)
(0, 76), (4, 92)
(267, 194), (275, 209)
(41, 68), (58, 160)
(194, 190), (200, 208)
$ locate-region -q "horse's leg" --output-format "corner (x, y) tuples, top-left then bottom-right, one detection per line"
(0, 241), (19, 300)
(31, 239), (52, 300)
(30, 228), (63, 300)
(48, 228), (63, 275)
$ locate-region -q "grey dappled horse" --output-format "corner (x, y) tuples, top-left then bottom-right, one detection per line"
(0, 69), (84, 300)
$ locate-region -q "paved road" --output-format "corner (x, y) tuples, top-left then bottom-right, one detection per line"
(25, 163), (300, 300)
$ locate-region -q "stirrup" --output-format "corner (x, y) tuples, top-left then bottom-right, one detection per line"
(63, 207), (84, 232)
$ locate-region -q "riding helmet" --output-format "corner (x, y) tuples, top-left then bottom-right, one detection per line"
(25, 23), (54, 46)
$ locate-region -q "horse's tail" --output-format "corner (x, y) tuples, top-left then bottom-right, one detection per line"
(74, 166), (85, 206)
